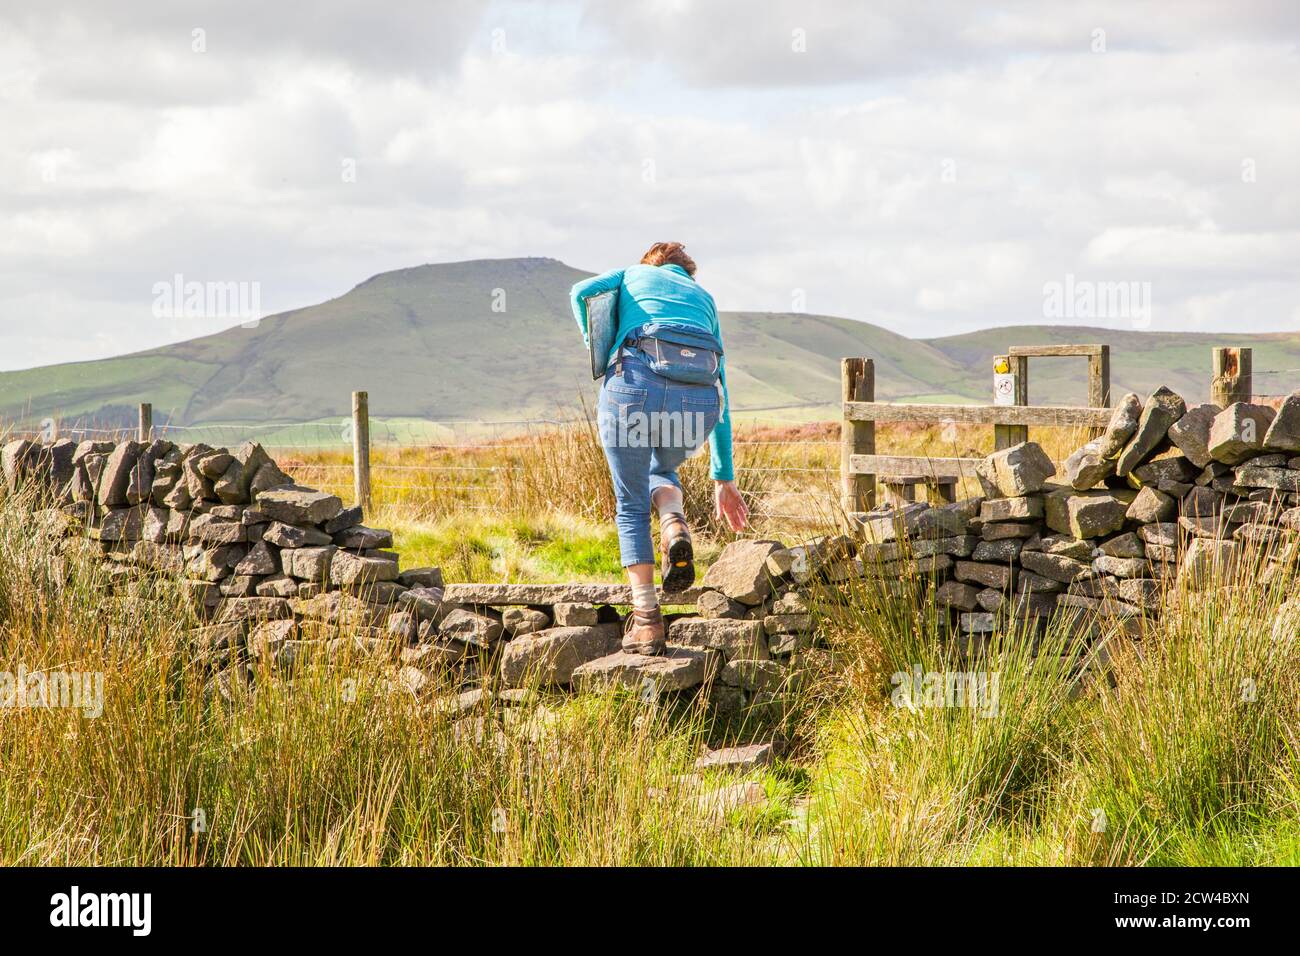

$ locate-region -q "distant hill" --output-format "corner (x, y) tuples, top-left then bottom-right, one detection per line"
(2, 257), (1297, 429)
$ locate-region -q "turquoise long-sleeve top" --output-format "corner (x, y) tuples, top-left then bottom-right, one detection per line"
(570, 263), (734, 482)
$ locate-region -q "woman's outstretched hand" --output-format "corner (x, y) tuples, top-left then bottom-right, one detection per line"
(714, 479), (749, 532)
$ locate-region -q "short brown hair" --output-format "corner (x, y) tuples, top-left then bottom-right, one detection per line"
(640, 241), (696, 276)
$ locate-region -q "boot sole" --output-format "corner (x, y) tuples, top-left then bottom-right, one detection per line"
(622, 639), (666, 656)
(660, 535), (695, 594)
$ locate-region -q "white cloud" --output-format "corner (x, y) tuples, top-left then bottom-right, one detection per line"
(1, 0), (1299, 370)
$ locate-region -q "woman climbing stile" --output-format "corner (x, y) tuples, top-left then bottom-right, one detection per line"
(571, 242), (748, 655)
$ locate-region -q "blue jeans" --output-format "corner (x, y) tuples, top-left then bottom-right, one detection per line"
(598, 349), (721, 567)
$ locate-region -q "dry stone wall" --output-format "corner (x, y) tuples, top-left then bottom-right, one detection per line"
(5, 385), (1297, 710)
(847, 389), (1300, 644)
(0, 435), (834, 713)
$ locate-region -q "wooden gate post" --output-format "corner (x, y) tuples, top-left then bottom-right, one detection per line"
(993, 354), (1028, 450)
(1088, 345), (1111, 409)
(352, 390), (371, 512)
(840, 358), (875, 513)
(138, 403), (153, 442)
(1211, 347), (1252, 406)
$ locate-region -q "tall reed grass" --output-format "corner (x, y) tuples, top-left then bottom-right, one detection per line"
(793, 537), (1300, 865)
(0, 489), (797, 865)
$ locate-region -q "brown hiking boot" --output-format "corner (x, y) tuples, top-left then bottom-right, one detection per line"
(622, 605), (666, 656)
(659, 512), (695, 593)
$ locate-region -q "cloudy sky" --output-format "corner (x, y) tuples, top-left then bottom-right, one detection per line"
(3, 0), (1299, 370)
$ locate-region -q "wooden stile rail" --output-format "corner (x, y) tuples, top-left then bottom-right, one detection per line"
(842, 402), (1112, 428)
(840, 344), (1114, 509)
(847, 454), (981, 480)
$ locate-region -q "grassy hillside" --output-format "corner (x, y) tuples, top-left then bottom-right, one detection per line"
(3, 257), (1297, 429)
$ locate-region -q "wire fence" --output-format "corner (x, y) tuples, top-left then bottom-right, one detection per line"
(0, 403), (1144, 528)
(1251, 366), (1300, 403)
(0, 404), (852, 530)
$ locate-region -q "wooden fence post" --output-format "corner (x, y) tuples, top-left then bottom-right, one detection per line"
(138, 403), (152, 442)
(1088, 345), (1111, 408)
(1086, 345), (1110, 439)
(352, 390), (371, 512)
(1211, 347), (1252, 406)
(993, 355), (1028, 450)
(840, 358), (875, 513)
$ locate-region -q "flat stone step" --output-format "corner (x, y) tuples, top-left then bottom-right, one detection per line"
(441, 583), (705, 606)
(694, 742), (776, 771)
(571, 645), (714, 693)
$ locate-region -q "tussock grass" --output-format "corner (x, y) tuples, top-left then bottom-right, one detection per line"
(1060, 559), (1300, 865)
(796, 543), (1300, 866)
